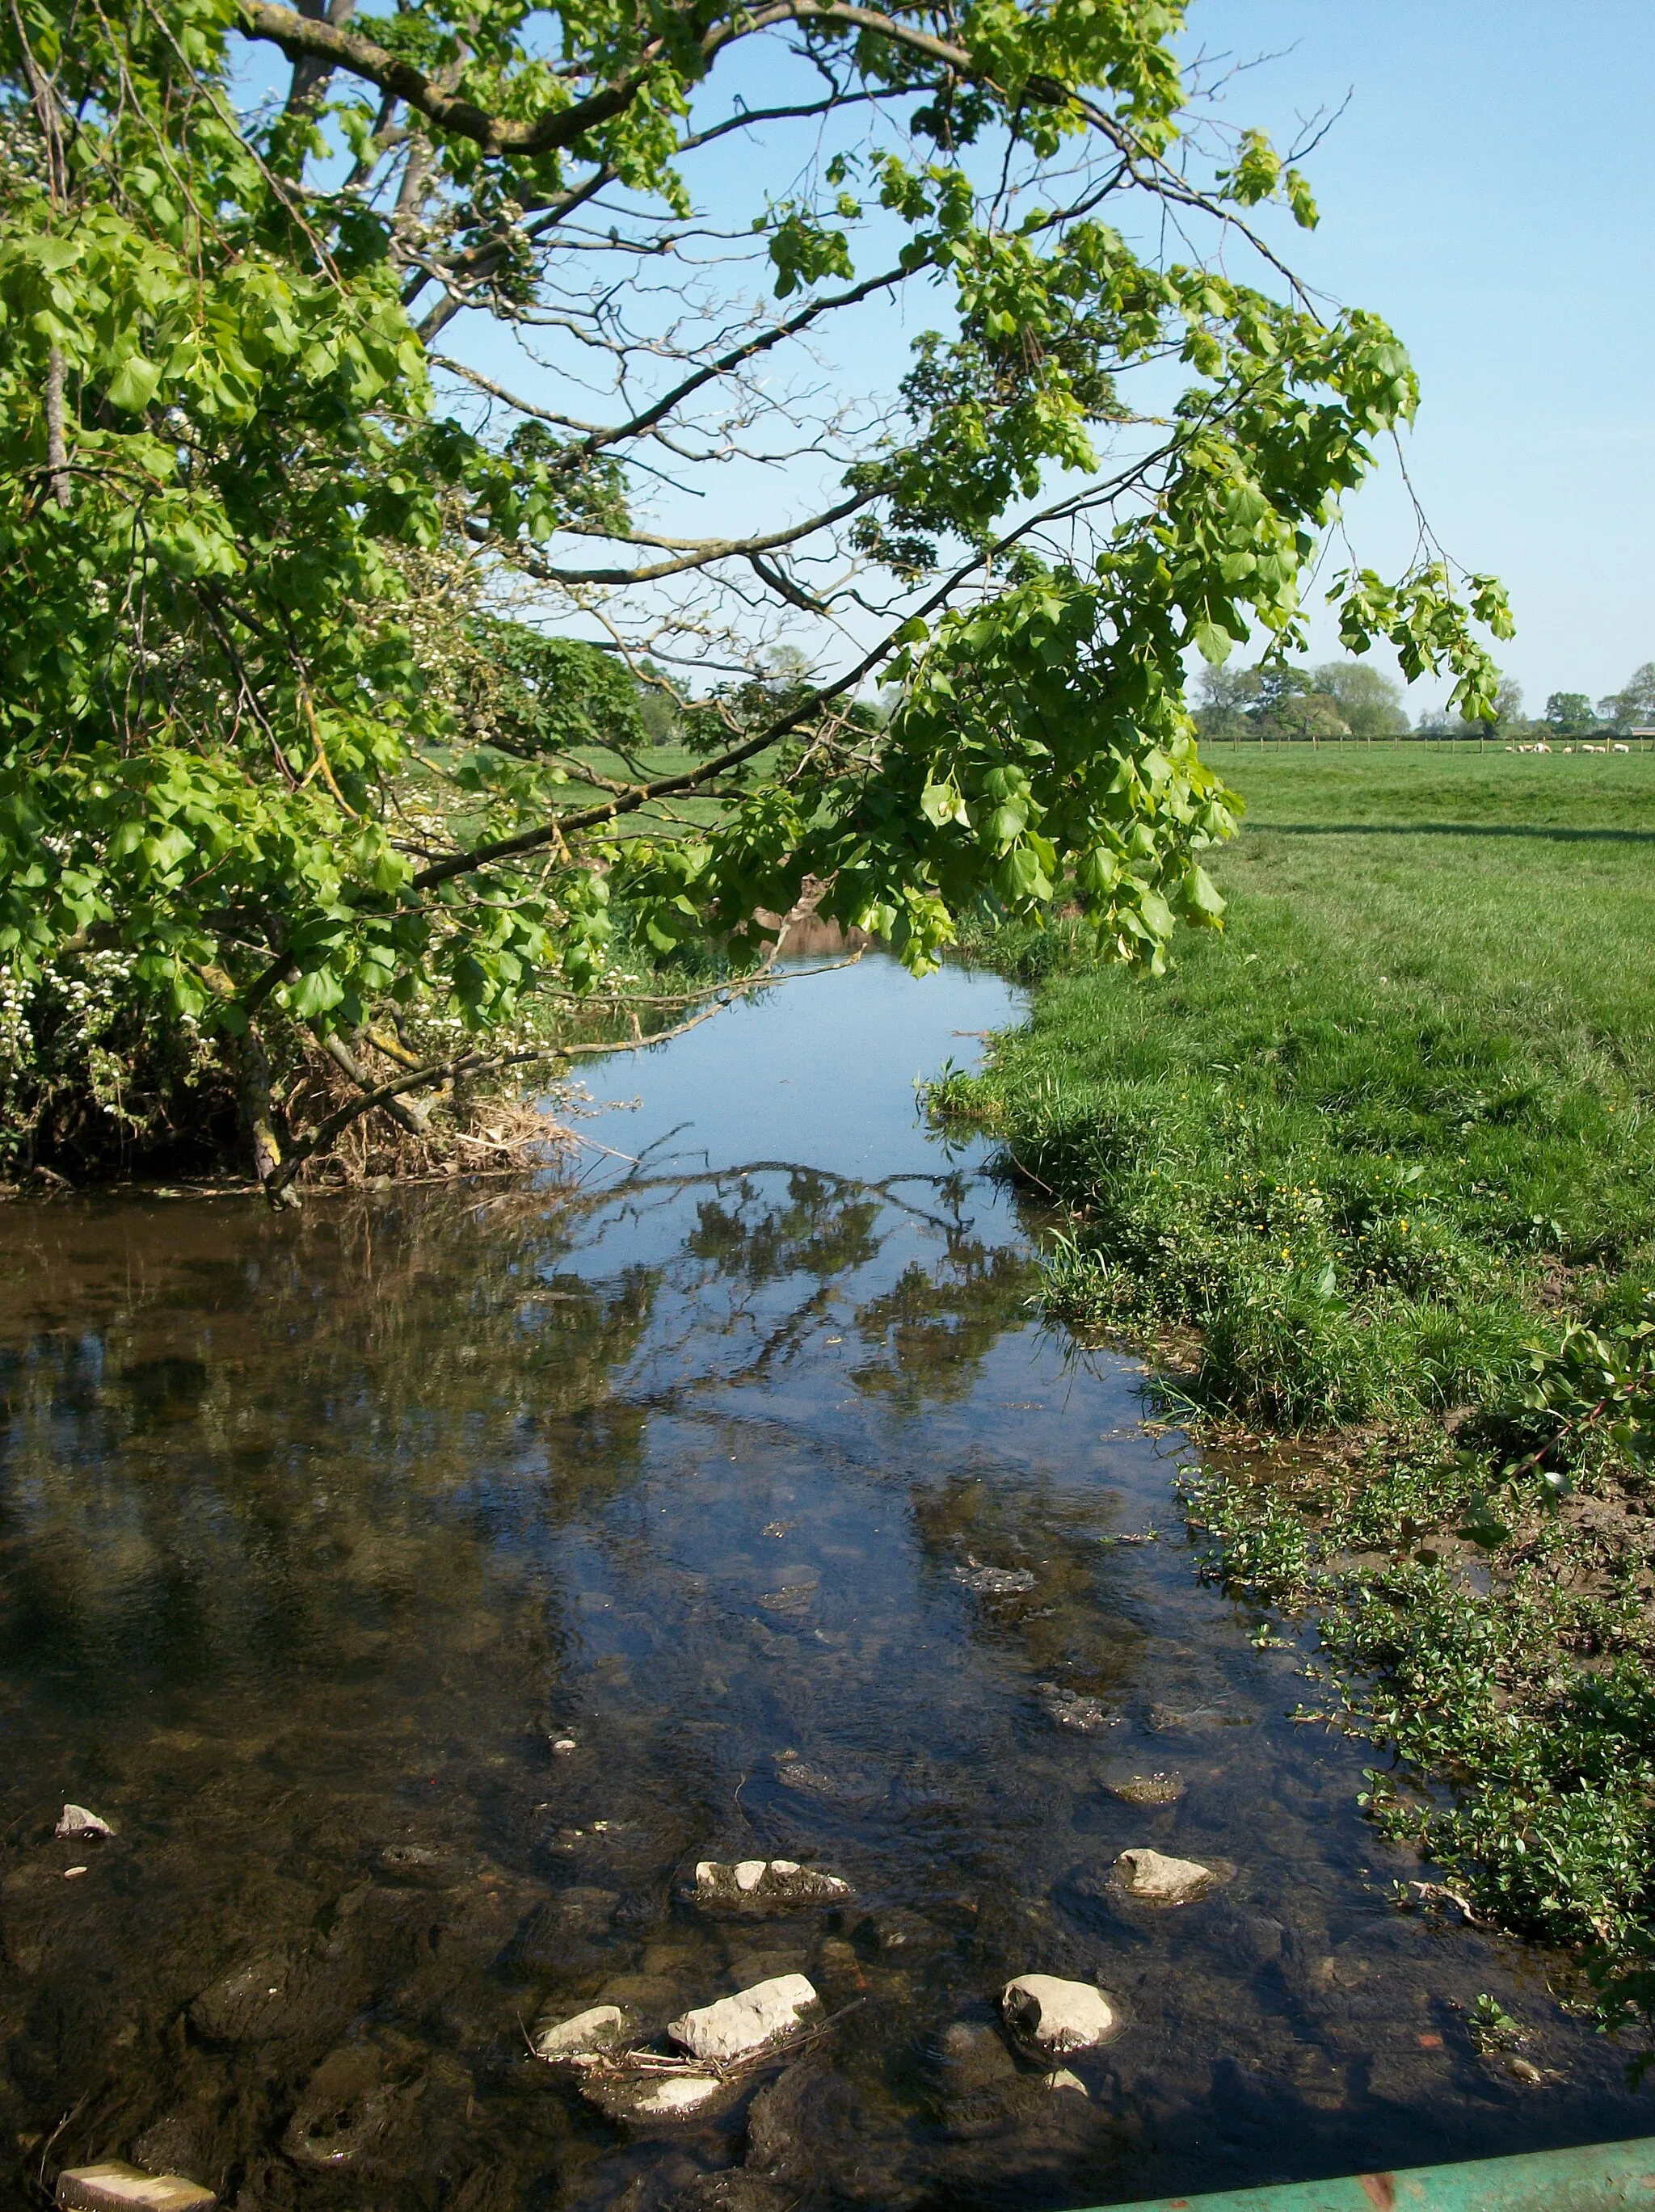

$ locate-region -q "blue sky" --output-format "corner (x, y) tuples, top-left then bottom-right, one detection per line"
(1183, 0), (1655, 711)
(243, 1), (1652, 715)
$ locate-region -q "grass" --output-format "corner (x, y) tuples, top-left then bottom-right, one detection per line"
(946, 746), (1655, 1426)
(940, 745), (1655, 2037)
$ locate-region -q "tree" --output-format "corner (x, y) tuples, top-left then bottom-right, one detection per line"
(1492, 674), (1526, 732)
(1598, 663), (1655, 730)
(1308, 660), (1407, 739)
(0, 0), (1510, 1196)
(1194, 663), (1262, 742)
(1545, 692), (1596, 738)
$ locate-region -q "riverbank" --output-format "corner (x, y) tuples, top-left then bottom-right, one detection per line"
(937, 746), (1655, 2031)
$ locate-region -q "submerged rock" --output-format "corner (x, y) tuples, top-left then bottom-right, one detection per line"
(953, 1563), (1035, 1596)
(281, 2039), (419, 2168)
(1045, 2069), (1089, 2096)
(850, 1907), (945, 1955)
(533, 2003), (633, 2067)
(668, 1974), (820, 2064)
(931, 2025), (1042, 2140)
(936, 2023), (1018, 2094)
(689, 1860), (851, 1914)
(773, 1756), (883, 1804)
(1147, 1702), (1236, 1734)
(1105, 1771), (1183, 1806)
(746, 2062), (895, 2189)
(55, 2167), (214, 2211)
(503, 1886), (620, 1975)
(667, 2176), (793, 2212)
(1113, 1847), (1219, 1906)
(580, 2070), (735, 2127)
(377, 1842), (464, 1887)
(1000, 1974), (1117, 2057)
(1035, 1684), (1118, 1734)
(189, 1950), (318, 2044)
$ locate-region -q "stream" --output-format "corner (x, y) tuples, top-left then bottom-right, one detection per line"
(1, 953), (1647, 2210)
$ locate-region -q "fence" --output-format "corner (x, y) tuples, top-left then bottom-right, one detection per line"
(1199, 730), (1655, 755)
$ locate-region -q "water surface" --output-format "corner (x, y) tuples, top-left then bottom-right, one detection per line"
(0, 955), (1646, 2210)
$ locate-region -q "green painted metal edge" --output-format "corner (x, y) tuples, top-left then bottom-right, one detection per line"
(1075, 2134), (1655, 2211)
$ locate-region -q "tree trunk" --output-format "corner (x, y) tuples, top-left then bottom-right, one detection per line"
(44, 346), (69, 507)
(238, 1024), (299, 1207)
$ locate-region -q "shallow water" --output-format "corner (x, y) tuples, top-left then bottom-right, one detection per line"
(0, 954), (1647, 2211)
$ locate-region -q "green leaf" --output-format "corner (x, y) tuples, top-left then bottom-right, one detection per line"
(106, 352), (162, 413)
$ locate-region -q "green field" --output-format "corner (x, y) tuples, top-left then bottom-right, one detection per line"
(942, 745), (1655, 2025)
(951, 744), (1655, 1425)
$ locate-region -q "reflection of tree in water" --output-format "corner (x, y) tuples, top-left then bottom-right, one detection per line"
(687, 1171), (882, 1285)
(849, 1244), (1038, 1412)
(0, 1187), (666, 1710)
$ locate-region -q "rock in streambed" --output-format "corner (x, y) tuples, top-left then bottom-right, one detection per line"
(689, 1859), (852, 1913)
(1113, 1847), (1221, 1906)
(668, 1974), (821, 2064)
(533, 2002), (634, 2067)
(1000, 1974), (1118, 2058)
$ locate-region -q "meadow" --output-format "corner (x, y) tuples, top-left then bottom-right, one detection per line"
(941, 744), (1655, 2025)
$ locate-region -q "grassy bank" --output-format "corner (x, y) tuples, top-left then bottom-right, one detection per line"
(940, 746), (1655, 2032)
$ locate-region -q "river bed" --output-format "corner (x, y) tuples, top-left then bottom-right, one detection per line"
(0, 954), (1646, 2209)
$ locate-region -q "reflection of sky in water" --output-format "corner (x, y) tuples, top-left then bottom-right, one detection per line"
(0, 957), (1648, 2210)
(577, 953), (1025, 1191)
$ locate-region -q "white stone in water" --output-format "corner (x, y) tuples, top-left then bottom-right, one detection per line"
(1000, 1974), (1116, 2056)
(692, 1860), (853, 1910)
(1115, 1846), (1216, 1905)
(56, 1804), (114, 1840)
(532, 2003), (629, 2067)
(668, 1974), (820, 2064)
(550, 1739), (579, 1756)
(55, 2165), (216, 2211)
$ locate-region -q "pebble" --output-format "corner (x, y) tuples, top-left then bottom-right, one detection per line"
(63, 1865), (89, 1879)
(550, 1738), (579, 1756)
(55, 2166), (215, 2211)
(1114, 1847), (1219, 1905)
(1001, 1974), (1117, 2056)
(533, 2003), (631, 2067)
(668, 1974), (820, 2064)
(56, 1805), (114, 1840)
(1045, 2069), (1089, 2096)
(690, 1859), (853, 1912)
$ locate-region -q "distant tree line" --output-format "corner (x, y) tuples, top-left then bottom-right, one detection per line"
(1196, 660), (1655, 743)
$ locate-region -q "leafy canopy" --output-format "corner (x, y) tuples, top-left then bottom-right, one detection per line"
(0, 0), (1510, 1183)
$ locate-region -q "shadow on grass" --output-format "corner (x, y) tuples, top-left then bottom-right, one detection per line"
(1258, 823), (1655, 844)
